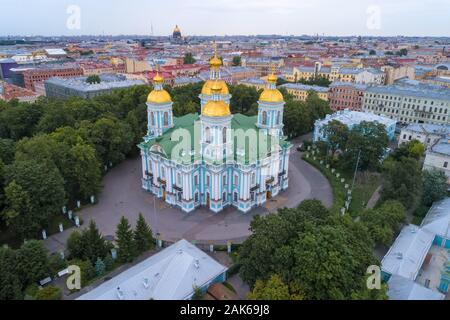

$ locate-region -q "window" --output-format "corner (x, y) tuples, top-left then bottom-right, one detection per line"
(194, 174), (199, 185)
(222, 127), (227, 144)
(223, 192), (227, 201)
(205, 127), (211, 143)
(163, 112), (169, 126)
(150, 112), (155, 126)
(233, 192), (238, 202)
(444, 162), (448, 169)
(161, 167), (166, 179)
(194, 192), (199, 203)
(262, 111), (267, 125)
(206, 174), (210, 186)
(251, 172), (256, 185)
(177, 173), (182, 186)
(223, 173), (227, 185)
(234, 174), (239, 186)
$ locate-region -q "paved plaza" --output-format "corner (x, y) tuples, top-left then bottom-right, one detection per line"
(45, 145), (332, 253)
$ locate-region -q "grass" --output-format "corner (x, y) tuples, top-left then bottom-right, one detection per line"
(302, 153), (382, 216)
(303, 155), (346, 214)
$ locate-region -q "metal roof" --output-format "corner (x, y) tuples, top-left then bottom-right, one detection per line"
(381, 225), (434, 280)
(387, 275), (445, 300)
(421, 197), (450, 239)
(77, 239), (228, 300)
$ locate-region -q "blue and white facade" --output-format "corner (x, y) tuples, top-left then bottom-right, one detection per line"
(139, 58), (292, 214)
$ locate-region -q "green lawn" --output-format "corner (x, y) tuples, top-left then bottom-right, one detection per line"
(302, 154), (382, 216)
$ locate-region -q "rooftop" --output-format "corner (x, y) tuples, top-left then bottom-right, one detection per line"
(430, 138), (450, 156)
(387, 274), (445, 300)
(421, 197), (450, 239)
(381, 225), (434, 281)
(280, 83), (329, 93)
(403, 123), (450, 136)
(45, 73), (145, 92)
(77, 239), (227, 300)
(366, 81), (450, 101)
(316, 109), (396, 128)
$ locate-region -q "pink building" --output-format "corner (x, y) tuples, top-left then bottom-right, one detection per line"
(328, 82), (367, 112)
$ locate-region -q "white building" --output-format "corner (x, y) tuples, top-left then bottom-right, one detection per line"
(398, 123), (450, 150)
(423, 138), (450, 184)
(313, 109), (397, 142)
(363, 80), (450, 125)
(354, 68), (385, 85)
(387, 275), (445, 300)
(77, 239), (228, 300)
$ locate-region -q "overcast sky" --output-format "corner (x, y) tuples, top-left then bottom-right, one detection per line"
(1, 0), (449, 37)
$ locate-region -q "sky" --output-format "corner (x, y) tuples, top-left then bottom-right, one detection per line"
(1, 0), (449, 37)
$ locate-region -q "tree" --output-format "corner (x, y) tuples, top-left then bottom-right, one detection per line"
(116, 216), (137, 263)
(321, 120), (349, 157)
(16, 240), (50, 287)
(95, 257), (106, 276)
(422, 169), (448, 206)
(369, 49), (376, 55)
(83, 116), (134, 166)
(4, 159), (66, 231)
(66, 221), (110, 263)
(382, 156), (423, 209)
(359, 200), (406, 246)
(104, 254), (115, 271)
(1, 180), (38, 240)
(86, 75), (101, 84)
(247, 274), (292, 300)
(342, 121), (389, 171)
(183, 53), (196, 64)
(36, 286), (62, 300)
(81, 220), (110, 264)
(232, 56), (242, 66)
(392, 140), (424, 160)
(0, 247), (22, 300)
(134, 213), (155, 254)
(0, 138), (15, 164)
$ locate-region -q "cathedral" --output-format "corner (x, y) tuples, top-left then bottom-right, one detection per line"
(139, 48), (292, 213)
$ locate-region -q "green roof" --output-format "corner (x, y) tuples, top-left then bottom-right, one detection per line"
(139, 113), (291, 165)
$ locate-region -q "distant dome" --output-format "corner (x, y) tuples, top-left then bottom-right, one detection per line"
(173, 25), (182, 39)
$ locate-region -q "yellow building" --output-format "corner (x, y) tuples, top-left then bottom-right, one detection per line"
(280, 83), (329, 101)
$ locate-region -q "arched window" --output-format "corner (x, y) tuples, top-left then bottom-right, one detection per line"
(163, 112), (169, 126)
(222, 127), (227, 144)
(262, 111), (267, 125)
(150, 112), (155, 126)
(194, 192), (199, 203)
(205, 127), (211, 143)
(223, 192), (227, 201)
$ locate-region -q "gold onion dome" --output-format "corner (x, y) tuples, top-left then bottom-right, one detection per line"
(147, 73), (172, 104)
(202, 82), (231, 117)
(201, 79), (229, 95)
(174, 25), (181, 33)
(259, 72), (284, 103)
(209, 55), (222, 68)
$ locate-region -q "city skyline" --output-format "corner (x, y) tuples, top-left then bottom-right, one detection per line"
(1, 0), (450, 37)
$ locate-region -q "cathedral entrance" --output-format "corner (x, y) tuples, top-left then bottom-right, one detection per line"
(267, 190), (272, 200)
(162, 187), (166, 201)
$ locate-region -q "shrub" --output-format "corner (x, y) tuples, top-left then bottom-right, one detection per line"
(36, 286), (62, 300)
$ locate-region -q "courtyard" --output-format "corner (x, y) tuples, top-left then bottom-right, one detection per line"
(44, 143), (332, 253)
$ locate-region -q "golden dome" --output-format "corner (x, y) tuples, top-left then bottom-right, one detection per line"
(202, 100), (231, 117)
(153, 73), (164, 84)
(259, 89), (284, 103)
(173, 25), (181, 33)
(201, 79), (229, 95)
(210, 55), (222, 68)
(267, 73), (278, 84)
(147, 90), (172, 104)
